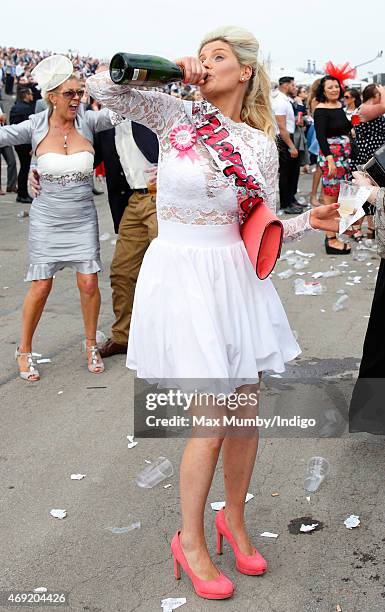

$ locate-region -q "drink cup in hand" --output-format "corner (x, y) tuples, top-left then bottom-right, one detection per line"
(144, 163), (158, 195)
(337, 181), (360, 218)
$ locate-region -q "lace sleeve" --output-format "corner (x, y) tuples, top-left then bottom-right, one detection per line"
(263, 138), (313, 242)
(86, 71), (184, 136)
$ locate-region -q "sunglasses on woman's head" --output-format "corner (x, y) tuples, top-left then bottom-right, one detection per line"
(58, 89), (85, 99)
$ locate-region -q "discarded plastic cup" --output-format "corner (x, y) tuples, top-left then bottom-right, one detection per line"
(304, 456), (330, 492)
(332, 294), (349, 312)
(294, 278), (325, 296)
(135, 456), (173, 488)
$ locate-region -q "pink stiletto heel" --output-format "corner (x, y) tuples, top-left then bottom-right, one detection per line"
(170, 531), (234, 600)
(215, 508), (268, 576)
(173, 556), (181, 580)
(216, 530), (223, 555)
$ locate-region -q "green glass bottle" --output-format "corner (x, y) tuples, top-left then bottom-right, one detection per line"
(109, 53), (184, 86)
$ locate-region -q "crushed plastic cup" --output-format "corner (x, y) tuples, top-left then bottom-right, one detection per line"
(278, 269), (294, 280)
(353, 250), (369, 262)
(323, 269), (341, 278)
(135, 456), (173, 488)
(332, 294), (349, 312)
(294, 279), (325, 296)
(304, 456), (330, 492)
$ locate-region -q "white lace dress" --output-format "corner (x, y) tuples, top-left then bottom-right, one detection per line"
(87, 73), (314, 392)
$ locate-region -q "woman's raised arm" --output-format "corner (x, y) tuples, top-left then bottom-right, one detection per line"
(86, 70), (184, 136)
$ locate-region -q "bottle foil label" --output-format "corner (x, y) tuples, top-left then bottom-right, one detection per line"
(132, 68), (148, 82)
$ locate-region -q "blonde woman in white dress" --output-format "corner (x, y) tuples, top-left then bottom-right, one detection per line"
(88, 26), (340, 601)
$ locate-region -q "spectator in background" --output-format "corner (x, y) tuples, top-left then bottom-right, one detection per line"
(294, 85), (310, 175)
(272, 76), (303, 214)
(307, 78), (323, 206)
(358, 83), (385, 122)
(10, 87), (34, 203)
(15, 60), (25, 82)
(4, 59), (15, 94)
(350, 85), (385, 240)
(0, 103), (18, 196)
(314, 75), (352, 254)
(343, 87), (361, 120)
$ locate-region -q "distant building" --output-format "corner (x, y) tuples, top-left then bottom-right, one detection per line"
(374, 73), (385, 85)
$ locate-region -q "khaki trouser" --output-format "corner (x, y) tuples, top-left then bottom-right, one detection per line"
(110, 191), (158, 345)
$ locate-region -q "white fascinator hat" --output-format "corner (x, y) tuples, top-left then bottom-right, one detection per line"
(31, 55), (74, 96)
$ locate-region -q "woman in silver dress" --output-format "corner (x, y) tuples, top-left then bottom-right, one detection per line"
(0, 55), (119, 381)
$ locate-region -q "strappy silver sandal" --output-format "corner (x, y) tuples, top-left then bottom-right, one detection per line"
(86, 345), (105, 374)
(15, 347), (41, 381)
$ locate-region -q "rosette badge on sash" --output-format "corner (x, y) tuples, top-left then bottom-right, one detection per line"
(190, 101), (283, 280)
(170, 124), (200, 162)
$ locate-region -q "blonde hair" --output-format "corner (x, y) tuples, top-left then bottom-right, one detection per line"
(199, 26), (275, 139)
(308, 78), (321, 116)
(44, 72), (82, 112)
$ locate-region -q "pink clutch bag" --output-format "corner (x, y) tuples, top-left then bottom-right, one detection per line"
(240, 203), (283, 280)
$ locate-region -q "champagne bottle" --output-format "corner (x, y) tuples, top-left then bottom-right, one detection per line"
(109, 53), (184, 86)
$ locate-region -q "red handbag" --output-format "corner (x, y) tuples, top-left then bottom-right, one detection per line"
(240, 203), (283, 280)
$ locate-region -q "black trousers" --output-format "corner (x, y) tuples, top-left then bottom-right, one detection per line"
(15, 145), (32, 198)
(349, 258), (385, 433)
(277, 135), (300, 208)
(5, 74), (14, 95)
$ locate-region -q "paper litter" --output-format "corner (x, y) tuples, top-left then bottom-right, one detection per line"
(211, 492), (253, 511)
(344, 515), (360, 529)
(127, 435), (138, 449)
(107, 523), (141, 534)
(300, 523), (318, 533)
(161, 597), (187, 612)
(50, 509), (67, 519)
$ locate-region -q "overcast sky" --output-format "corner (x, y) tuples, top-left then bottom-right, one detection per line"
(2, 0), (385, 78)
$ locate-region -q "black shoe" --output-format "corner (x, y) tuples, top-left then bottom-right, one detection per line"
(325, 236), (351, 255)
(16, 195), (33, 204)
(281, 205), (303, 215)
(7, 186), (18, 193)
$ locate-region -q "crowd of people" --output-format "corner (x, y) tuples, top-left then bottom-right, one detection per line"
(1, 30), (385, 602)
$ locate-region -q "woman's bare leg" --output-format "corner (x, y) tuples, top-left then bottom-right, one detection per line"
(179, 397), (226, 580)
(222, 382), (260, 554)
(18, 278), (53, 378)
(76, 272), (103, 370)
(324, 193), (348, 250)
(310, 165), (322, 206)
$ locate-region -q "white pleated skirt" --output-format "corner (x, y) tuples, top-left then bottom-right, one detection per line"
(126, 221), (300, 394)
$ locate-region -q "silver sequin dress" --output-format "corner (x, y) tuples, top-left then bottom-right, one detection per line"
(26, 151), (101, 280)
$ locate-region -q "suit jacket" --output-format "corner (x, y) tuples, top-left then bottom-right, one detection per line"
(93, 121), (159, 233)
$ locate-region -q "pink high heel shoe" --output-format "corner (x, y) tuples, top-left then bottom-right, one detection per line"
(170, 531), (234, 600)
(215, 508), (268, 576)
